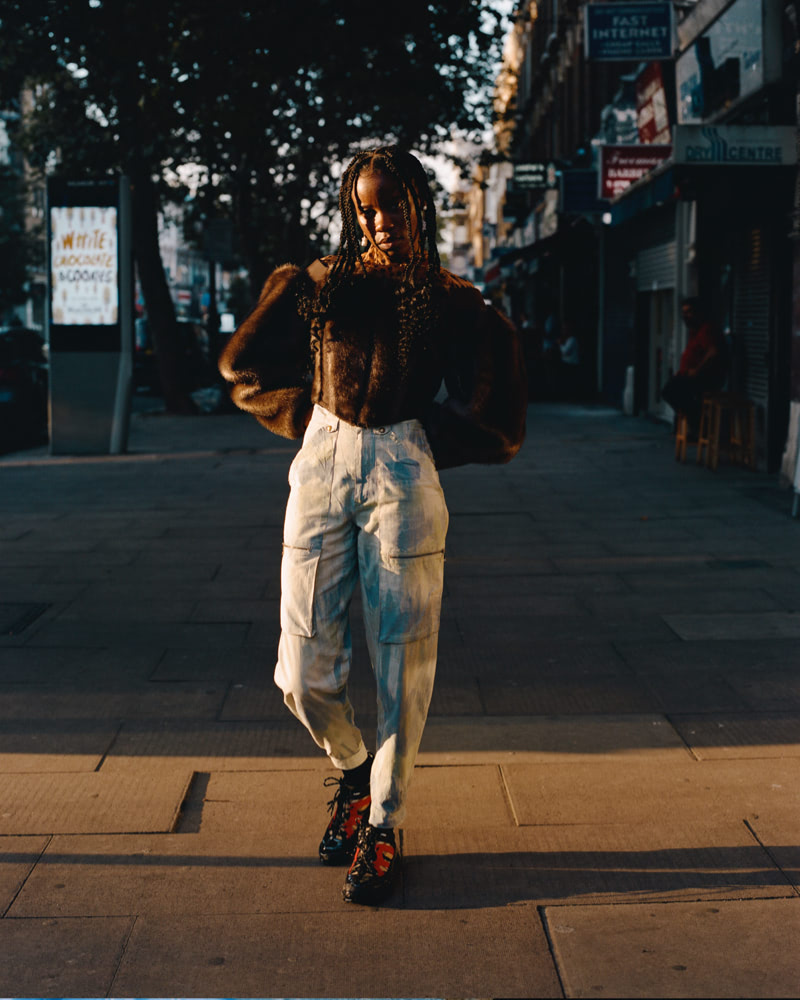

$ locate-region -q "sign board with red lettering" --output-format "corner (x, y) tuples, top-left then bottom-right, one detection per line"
(636, 62), (671, 144)
(598, 144), (672, 199)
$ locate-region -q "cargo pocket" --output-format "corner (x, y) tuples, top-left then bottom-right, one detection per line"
(280, 544), (322, 638)
(378, 549), (445, 644)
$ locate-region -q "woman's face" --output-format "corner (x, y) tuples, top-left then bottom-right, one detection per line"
(352, 169), (419, 262)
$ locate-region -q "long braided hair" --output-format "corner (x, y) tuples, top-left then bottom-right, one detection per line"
(299, 146), (442, 370)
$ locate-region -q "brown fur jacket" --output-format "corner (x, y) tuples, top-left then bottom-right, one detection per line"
(218, 252), (527, 469)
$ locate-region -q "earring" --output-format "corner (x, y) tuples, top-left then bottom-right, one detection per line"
(360, 235), (369, 248)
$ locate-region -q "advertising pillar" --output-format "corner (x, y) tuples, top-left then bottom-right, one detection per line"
(46, 176), (133, 454)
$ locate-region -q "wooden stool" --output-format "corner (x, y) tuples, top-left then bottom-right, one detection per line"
(704, 392), (755, 471)
(728, 396), (756, 468)
(696, 395), (714, 466)
(674, 412), (690, 462)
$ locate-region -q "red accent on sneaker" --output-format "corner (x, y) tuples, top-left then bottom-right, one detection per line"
(374, 841), (395, 875)
(342, 795), (370, 838)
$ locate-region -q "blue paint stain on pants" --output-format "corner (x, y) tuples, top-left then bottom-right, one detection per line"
(275, 404), (449, 828)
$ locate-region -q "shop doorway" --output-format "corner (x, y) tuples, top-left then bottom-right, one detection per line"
(647, 289), (675, 421)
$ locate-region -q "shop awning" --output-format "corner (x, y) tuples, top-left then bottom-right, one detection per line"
(609, 161), (676, 226)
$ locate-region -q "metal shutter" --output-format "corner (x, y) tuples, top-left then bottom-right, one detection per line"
(734, 226), (770, 406)
(636, 241), (676, 291)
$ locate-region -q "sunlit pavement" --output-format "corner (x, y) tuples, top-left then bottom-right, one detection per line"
(1, 401), (799, 999)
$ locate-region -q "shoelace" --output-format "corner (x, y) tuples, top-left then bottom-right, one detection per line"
(323, 775), (351, 819)
(324, 775), (368, 820)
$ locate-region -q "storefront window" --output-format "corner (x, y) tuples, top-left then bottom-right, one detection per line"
(677, 0), (764, 123)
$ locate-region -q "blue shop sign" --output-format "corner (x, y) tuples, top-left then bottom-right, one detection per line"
(584, 2), (673, 61)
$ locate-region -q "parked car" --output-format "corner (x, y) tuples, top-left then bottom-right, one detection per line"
(0, 326), (49, 453)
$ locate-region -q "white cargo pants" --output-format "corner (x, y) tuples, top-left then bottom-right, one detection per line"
(274, 404), (448, 828)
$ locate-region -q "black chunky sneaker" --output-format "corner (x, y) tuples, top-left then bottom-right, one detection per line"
(318, 775), (371, 866)
(342, 823), (398, 905)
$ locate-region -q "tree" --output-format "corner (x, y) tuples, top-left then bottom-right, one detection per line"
(0, 0), (506, 406)
(0, 158), (34, 321)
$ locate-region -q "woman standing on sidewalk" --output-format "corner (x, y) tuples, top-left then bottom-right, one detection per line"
(219, 145), (527, 905)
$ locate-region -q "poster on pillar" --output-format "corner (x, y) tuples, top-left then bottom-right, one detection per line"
(50, 206), (119, 326)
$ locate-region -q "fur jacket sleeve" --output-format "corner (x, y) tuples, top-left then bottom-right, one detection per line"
(423, 275), (527, 469)
(217, 263), (312, 439)
(218, 259), (527, 469)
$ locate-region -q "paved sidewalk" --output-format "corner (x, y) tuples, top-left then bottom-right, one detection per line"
(1, 401), (799, 999)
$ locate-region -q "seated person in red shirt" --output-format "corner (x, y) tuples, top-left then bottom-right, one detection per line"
(661, 297), (728, 434)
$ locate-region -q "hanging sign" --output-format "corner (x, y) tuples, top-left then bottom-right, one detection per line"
(636, 62), (671, 144)
(513, 163), (548, 190)
(598, 145), (672, 199)
(584, 2), (673, 62)
(673, 126), (797, 165)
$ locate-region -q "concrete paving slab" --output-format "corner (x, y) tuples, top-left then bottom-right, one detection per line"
(25, 620), (250, 648)
(615, 637), (800, 673)
(151, 645), (276, 682)
(87, 562), (221, 583)
(418, 715), (687, 764)
(0, 835), (49, 914)
(664, 611), (800, 640)
(445, 572), (630, 597)
(0, 721), (117, 773)
(0, 915), (133, 999)
(0, 646), (109, 684)
(670, 712), (800, 759)
(0, 582), (89, 605)
(452, 592), (584, 616)
(428, 675), (485, 715)
(585, 588), (781, 616)
(110, 907), (561, 999)
(175, 769), (327, 834)
(190, 598), (279, 623)
(725, 669), (800, 710)
(403, 821), (789, 908)
(446, 511), (537, 536)
(748, 812), (800, 889)
(620, 567), (800, 593)
(178, 764), (513, 835)
(454, 611), (677, 644)
(2, 549), (134, 568)
(53, 599), (197, 622)
(218, 681), (288, 721)
(437, 639), (632, 678)
(0, 684), (226, 721)
(220, 667), (381, 721)
(102, 720), (329, 772)
(502, 758), (800, 826)
(81, 577), (269, 603)
(464, 539), (612, 559)
(544, 897), (800, 998)
(241, 619), (285, 647)
(0, 769), (192, 835)
(640, 671), (747, 713)
(442, 553), (556, 576)
(478, 674), (658, 715)
(8, 830), (343, 918)
(407, 764), (516, 829)
(553, 554), (711, 575)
